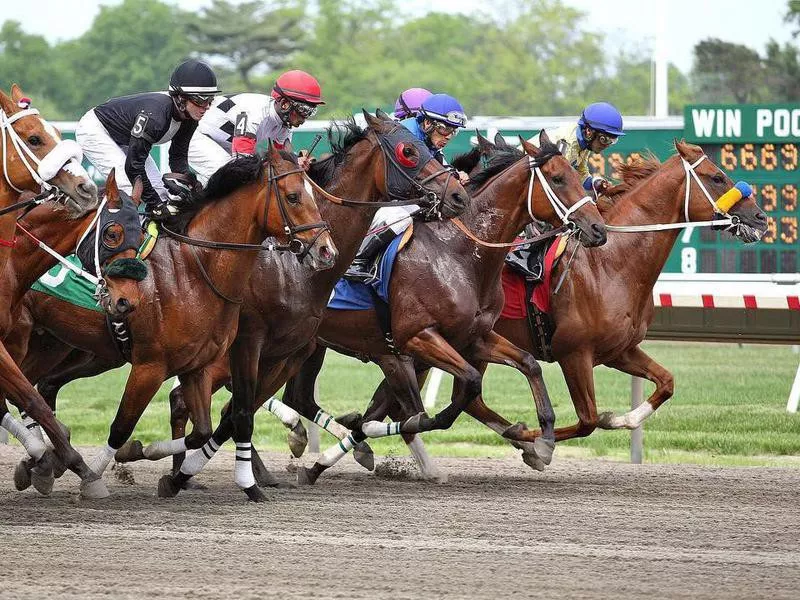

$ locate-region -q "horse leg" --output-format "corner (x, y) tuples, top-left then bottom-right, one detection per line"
(89, 362), (166, 481)
(470, 331), (556, 466)
(298, 353), (426, 485)
(546, 350), (599, 442)
(0, 343), (109, 498)
(596, 345), (674, 430)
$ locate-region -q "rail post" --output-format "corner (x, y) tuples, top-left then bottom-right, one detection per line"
(631, 376), (644, 464)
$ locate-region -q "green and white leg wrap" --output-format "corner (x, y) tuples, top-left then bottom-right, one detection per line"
(264, 397), (301, 429)
(316, 434), (357, 468)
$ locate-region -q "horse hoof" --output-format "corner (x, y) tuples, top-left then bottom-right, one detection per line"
(287, 422), (308, 458)
(13, 460), (32, 491)
(296, 467), (319, 486)
(353, 442), (375, 471)
(114, 440), (144, 463)
(421, 471), (448, 484)
(243, 485), (268, 503)
(80, 477), (111, 499)
(31, 471), (55, 496)
(157, 475), (181, 498)
(533, 437), (555, 465)
(521, 452), (546, 472)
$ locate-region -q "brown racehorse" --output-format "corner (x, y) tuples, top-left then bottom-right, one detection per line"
(275, 132), (608, 485)
(373, 141), (768, 470)
(56, 144), (339, 488)
(0, 85), (108, 498)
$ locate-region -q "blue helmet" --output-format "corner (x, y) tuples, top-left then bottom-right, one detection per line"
(418, 94), (467, 128)
(578, 102), (625, 136)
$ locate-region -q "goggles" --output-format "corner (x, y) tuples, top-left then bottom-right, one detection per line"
(595, 131), (619, 146)
(185, 94), (215, 108)
(432, 122), (459, 138)
(288, 100), (318, 119)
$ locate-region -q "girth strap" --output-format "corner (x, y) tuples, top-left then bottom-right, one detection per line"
(106, 313), (133, 362)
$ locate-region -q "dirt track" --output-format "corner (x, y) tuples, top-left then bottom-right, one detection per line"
(1, 444), (799, 600)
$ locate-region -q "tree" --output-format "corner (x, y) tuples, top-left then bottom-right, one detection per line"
(53, 0), (191, 118)
(188, 0), (307, 91)
(786, 0), (800, 37)
(691, 39), (765, 103)
(763, 40), (800, 101)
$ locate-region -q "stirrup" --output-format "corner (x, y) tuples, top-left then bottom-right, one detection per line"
(344, 260), (378, 283)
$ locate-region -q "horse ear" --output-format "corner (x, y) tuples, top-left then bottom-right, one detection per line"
(0, 88), (16, 115)
(519, 135), (541, 157)
(131, 176), (143, 206)
(494, 132), (508, 147)
(105, 168), (120, 207)
(476, 131), (495, 155)
(375, 108), (392, 121)
(265, 138), (283, 163)
(675, 138), (701, 161)
(11, 84), (26, 104)
(538, 129), (553, 147)
(362, 109), (387, 133)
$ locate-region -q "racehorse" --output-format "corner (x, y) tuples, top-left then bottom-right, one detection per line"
(144, 110), (468, 500)
(369, 140), (768, 471)
(52, 143), (338, 487)
(278, 131), (608, 485)
(9, 110), (467, 500)
(0, 85), (108, 497)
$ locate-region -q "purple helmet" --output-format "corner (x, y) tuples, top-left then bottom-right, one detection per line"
(393, 87), (433, 119)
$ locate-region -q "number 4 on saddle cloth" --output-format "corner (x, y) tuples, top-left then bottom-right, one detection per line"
(501, 236), (569, 361)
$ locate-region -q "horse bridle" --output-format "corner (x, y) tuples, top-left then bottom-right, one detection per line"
(160, 157), (330, 263)
(1, 107), (86, 196)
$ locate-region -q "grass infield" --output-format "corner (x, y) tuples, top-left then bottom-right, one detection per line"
(31, 341), (800, 466)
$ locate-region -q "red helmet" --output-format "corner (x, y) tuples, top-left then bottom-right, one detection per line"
(272, 70), (325, 105)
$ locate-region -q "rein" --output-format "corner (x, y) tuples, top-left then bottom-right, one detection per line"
(605, 155), (744, 234)
(451, 218), (567, 249)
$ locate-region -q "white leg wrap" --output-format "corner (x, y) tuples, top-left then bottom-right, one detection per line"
(19, 411), (45, 441)
(88, 444), (117, 477)
(142, 437), (187, 460)
(179, 438), (219, 476)
(316, 434), (356, 467)
(264, 397), (301, 429)
(610, 402), (655, 429)
(361, 420), (403, 438)
(312, 409), (349, 439)
(2, 413), (46, 459)
(234, 442), (256, 489)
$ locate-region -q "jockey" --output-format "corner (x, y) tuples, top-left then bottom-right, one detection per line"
(345, 93), (468, 282)
(189, 70), (325, 183)
(76, 58), (220, 219)
(392, 87), (432, 120)
(528, 101), (625, 195)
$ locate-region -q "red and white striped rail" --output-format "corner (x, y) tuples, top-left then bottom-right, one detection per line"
(653, 274), (800, 311)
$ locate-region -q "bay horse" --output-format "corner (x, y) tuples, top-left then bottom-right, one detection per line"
(277, 131), (608, 485)
(62, 143), (337, 487)
(371, 140), (767, 471)
(0, 85), (109, 498)
(127, 110), (467, 500)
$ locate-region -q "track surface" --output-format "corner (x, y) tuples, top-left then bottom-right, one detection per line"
(1, 444), (799, 599)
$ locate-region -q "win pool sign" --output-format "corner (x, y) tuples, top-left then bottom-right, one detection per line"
(685, 104), (800, 142)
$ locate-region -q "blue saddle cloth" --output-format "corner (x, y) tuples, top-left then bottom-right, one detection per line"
(328, 233), (404, 310)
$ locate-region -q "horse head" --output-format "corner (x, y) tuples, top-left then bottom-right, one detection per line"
(263, 142), (338, 271)
(0, 85), (98, 215)
(520, 131), (607, 247)
(363, 109), (468, 220)
(674, 141), (767, 243)
(77, 170), (147, 317)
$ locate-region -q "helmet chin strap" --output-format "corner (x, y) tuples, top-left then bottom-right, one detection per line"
(172, 95), (191, 119)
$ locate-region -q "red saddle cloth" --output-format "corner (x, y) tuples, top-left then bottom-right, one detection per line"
(501, 238), (562, 318)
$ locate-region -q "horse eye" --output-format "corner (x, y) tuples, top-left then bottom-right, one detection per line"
(27, 135), (42, 146)
(286, 192), (300, 204)
(402, 146), (414, 158)
(712, 173), (724, 184)
(102, 224), (124, 249)
(551, 175), (565, 186)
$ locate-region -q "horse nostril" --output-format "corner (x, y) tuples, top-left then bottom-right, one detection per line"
(78, 181), (97, 199)
(115, 298), (131, 314)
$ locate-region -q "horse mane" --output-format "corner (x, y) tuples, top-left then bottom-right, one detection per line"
(308, 117), (369, 188)
(604, 152), (661, 197)
(450, 146), (482, 174)
(170, 151), (297, 233)
(466, 145), (524, 191)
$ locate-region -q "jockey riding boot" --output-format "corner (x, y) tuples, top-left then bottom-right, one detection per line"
(345, 228), (398, 282)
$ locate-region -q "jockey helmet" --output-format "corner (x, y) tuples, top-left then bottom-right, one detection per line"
(419, 94), (467, 128)
(578, 102), (625, 137)
(169, 59), (220, 106)
(394, 88), (433, 119)
(272, 70), (326, 106)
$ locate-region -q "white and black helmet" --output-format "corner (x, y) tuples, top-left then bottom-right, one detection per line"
(169, 59), (220, 103)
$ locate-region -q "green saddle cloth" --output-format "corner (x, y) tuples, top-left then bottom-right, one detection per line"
(31, 255), (102, 312)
